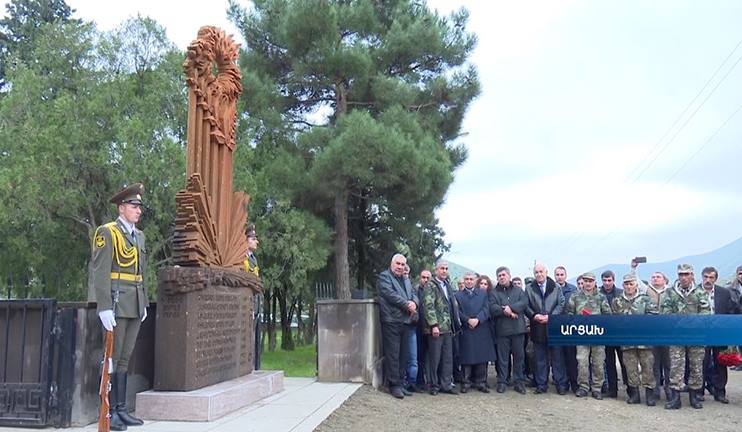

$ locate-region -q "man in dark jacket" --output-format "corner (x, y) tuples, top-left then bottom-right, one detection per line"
(555, 265), (579, 393)
(600, 270), (628, 398)
(414, 270), (432, 390)
(455, 273), (495, 393)
(525, 263), (568, 394)
(377, 254), (419, 399)
(489, 266), (528, 394)
(701, 266), (739, 404)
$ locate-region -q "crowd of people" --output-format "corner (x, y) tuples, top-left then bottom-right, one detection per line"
(376, 254), (742, 410)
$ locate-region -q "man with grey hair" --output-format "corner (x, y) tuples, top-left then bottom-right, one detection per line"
(377, 253), (419, 399)
(525, 263), (568, 394)
(423, 260), (460, 395)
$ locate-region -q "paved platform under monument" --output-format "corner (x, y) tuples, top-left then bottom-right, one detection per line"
(2, 377), (361, 432)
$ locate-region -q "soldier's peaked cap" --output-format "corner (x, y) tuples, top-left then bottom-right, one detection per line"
(110, 183), (144, 206)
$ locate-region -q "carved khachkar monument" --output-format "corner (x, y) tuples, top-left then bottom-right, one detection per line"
(173, 26), (249, 268)
(153, 26), (263, 392)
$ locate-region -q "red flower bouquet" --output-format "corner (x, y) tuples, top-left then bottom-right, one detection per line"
(717, 347), (742, 367)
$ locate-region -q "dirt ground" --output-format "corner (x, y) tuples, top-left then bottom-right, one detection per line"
(316, 368), (742, 432)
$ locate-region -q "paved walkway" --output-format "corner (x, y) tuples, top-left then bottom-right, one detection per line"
(3, 378), (361, 432)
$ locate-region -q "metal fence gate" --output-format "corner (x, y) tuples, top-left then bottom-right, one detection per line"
(0, 299), (57, 427)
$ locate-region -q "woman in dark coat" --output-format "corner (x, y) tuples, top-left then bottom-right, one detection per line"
(455, 273), (497, 392)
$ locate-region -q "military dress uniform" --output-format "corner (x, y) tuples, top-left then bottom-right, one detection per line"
(660, 264), (711, 409)
(611, 273), (658, 406)
(243, 225), (262, 370)
(90, 183), (148, 430)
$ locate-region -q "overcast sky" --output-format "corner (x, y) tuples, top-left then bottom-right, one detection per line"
(5, 0), (741, 279)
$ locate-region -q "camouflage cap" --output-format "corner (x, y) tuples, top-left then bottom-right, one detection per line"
(581, 272), (596, 281)
(109, 183), (144, 206)
(677, 263), (694, 274)
(622, 273), (637, 283)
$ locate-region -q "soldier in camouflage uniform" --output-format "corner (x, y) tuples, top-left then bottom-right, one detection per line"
(565, 272), (611, 400)
(660, 263), (711, 409)
(611, 273), (658, 406)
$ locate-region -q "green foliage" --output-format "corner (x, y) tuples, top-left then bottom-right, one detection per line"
(0, 0), (78, 90)
(228, 0), (480, 292)
(0, 14), (187, 298)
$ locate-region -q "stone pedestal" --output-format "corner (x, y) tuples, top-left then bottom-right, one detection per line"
(317, 299), (382, 387)
(136, 370), (284, 421)
(155, 266), (261, 391)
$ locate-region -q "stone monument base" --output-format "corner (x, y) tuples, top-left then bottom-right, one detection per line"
(135, 370), (284, 422)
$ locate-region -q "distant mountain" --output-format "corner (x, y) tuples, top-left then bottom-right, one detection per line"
(586, 237), (742, 286)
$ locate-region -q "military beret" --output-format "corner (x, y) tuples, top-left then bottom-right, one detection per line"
(677, 263), (694, 274)
(581, 272), (596, 281)
(109, 183), (144, 206)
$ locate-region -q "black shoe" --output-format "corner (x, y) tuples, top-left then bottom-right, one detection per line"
(114, 373), (144, 427)
(646, 388), (657, 407)
(626, 386), (640, 404)
(390, 386), (405, 399)
(607, 389), (618, 399)
(689, 389), (703, 409)
(514, 383), (526, 394)
(401, 387), (413, 396)
(108, 373), (127, 431)
(715, 389), (730, 404)
(406, 383), (421, 393)
(664, 389), (681, 409)
(429, 388), (439, 396)
(575, 388), (588, 398)
(477, 385), (490, 393)
(591, 391), (603, 400)
(533, 387), (547, 394)
(496, 383), (507, 393)
(557, 387), (567, 395)
(460, 385), (469, 394)
(601, 383), (609, 394)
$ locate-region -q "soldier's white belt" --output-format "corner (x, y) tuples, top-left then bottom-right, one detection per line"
(111, 272), (142, 282)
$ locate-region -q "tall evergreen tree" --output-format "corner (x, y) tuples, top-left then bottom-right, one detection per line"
(228, 0), (479, 298)
(0, 0), (77, 91)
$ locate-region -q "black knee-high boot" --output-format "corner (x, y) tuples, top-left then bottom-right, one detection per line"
(115, 372), (144, 426)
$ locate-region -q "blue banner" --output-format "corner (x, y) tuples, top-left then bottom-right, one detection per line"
(548, 315), (742, 346)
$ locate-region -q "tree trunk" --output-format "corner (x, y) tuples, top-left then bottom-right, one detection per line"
(276, 289), (295, 351)
(304, 299), (316, 345)
(268, 292), (277, 352)
(296, 298), (304, 346)
(334, 188), (351, 299)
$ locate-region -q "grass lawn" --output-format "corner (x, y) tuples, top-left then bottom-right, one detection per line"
(260, 331), (317, 377)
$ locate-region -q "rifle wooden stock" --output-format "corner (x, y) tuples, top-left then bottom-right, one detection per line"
(98, 330), (114, 432)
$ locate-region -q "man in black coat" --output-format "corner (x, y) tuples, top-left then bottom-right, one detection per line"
(700, 266), (739, 404)
(599, 270), (629, 398)
(525, 263), (568, 394)
(377, 253), (419, 399)
(489, 266), (528, 394)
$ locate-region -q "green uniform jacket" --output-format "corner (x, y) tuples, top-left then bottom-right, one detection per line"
(611, 293), (658, 349)
(91, 219), (148, 318)
(423, 279), (459, 334)
(660, 284), (711, 315)
(565, 290), (611, 316)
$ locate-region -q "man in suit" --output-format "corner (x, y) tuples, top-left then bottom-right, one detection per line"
(700, 266), (738, 404)
(243, 224), (262, 370)
(525, 263), (568, 394)
(91, 183), (148, 430)
(377, 253), (419, 399)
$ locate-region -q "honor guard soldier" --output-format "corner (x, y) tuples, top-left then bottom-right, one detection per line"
(91, 183), (148, 430)
(244, 224), (262, 370)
